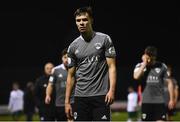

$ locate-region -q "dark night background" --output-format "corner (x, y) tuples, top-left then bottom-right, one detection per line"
(0, 1), (180, 104)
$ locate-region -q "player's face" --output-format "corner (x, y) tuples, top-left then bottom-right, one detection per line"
(75, 13), (93, 33)
(144, 53), (155, 65)
(62, 54), (68, 67)
(44, 63), (54, 75)
(13, 84), (19, 90)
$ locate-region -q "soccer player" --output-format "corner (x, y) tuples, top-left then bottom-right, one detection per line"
(8, 82), (24, 121)
(34, 62), (55, 121)
(133, 46), (175, 121)
(127, 86), (138, 122)
(65, 6), (117, 121)
(45, 48), (74, 121)
(23, 81), (36, 121)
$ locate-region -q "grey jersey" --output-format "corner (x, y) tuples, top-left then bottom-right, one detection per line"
(49, 64), (74, 106)
(134, 62), (169, 103)
(67, 31), (116, 97)
(164, 77), (178, 105)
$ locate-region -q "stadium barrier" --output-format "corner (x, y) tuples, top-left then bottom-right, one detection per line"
(1, 101), (180, 115)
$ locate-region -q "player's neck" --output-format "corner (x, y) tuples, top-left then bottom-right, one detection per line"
(148, 60), (156, 66)
(81, 30), (94, 42)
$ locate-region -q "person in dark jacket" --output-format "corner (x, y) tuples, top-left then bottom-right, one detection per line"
(23, 81), (36, 121)
(34, 62), (56, 121)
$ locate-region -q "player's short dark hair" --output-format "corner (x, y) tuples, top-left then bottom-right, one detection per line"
(61, 48), (68, 57)
(74, 6), (93, 19)
(144, 46), (157, 57)
(12, 81), (20, 88)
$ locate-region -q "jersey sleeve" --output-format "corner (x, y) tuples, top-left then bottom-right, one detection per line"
(67, 43), (77, 68)
(162, 63), (169, 79)
(134, 63), (141, 73)
(8, 92), (13, 110)
(104, 35), (116, 58)
(49, 68), (56, 84)
(134, 63), (147, 73)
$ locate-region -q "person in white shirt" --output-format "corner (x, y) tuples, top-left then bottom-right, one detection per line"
(8, 82), (24, 121)
(127, 86), (138, 122)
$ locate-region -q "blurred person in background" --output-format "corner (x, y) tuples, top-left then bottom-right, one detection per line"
(23, 81), (36, 121)
(8, 82), (24, 121)
(126, 86), (138, 122)
(164, 64), (179, 121)
(34, 62), (56, 121)
(137, 84), (143, 121)
(133, 46), (175, 121)
(45, 48), (75, 121)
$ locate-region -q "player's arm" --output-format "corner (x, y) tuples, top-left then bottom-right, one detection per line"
(133, 54), (149, 80)
(45, 82), (53, 104)
(105, 57), (117, 105)
(8, 92), (13, 111)
(174, 84), (179, 105)
(166, 78), (175, 109)
(45, 68), (55, 104)
(65, 66), (76, 120)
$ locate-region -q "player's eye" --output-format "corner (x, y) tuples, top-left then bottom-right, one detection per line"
(76, 19), (81, 22)
(82, 18), (88, 22)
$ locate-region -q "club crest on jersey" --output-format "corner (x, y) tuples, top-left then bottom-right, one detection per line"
(58, 74), (63, 78)
(75, 49), (79, 54)
(95, 43), (102, 50)
(155, 68), (161, 73)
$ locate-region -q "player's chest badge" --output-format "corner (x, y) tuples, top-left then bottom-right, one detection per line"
(155, 68), (161, 73)
(58, 73), (63, 78)
(95, 43), (102, 50)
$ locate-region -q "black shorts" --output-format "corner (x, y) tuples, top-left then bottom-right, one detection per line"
(73, 95), (111, 121)
(38, 105), (56, 121)
(128, 112), (138, 119)
(55, 106), (67, 121)
(141, 103), (166, 121)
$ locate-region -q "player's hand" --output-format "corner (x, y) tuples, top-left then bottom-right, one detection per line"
(141, 54), (150, 65)
(105, 90), (114, 105)
(168, 100), (175, 110)
(45, 95), (51, 104)
(138, 101), (142, 107)
(65, 103), (73, 120)
(7, 106), (11, 112)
